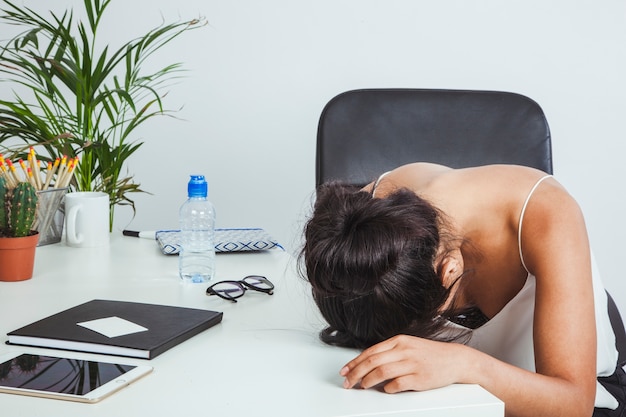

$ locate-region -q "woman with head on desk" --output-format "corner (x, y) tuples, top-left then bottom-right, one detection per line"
(300, 162), (625, 417)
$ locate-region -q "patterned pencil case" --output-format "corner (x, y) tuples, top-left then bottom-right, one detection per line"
(156, 228), (283, 255)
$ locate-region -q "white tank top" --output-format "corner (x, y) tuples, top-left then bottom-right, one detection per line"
(445, 175), (619, 409)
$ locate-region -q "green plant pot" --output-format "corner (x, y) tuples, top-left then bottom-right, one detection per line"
(0, 233), (39, 282)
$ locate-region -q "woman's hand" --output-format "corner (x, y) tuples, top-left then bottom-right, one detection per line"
(340, 334), (470, 393)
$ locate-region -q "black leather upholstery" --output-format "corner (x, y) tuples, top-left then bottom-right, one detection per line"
(316, 88), (553, 187)
(315, 87), (626, 368)
(607, 292), (626, 367)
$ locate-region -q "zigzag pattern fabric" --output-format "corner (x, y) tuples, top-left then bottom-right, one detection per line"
(156, 228), (282, 255)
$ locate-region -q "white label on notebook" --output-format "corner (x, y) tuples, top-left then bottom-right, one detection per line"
(77, 316), (149, 338)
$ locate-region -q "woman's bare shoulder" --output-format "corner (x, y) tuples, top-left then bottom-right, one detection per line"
(364, 163), (554, 200)
(448, 164), (548, 182)
(391, 163), (548, 191)
(364, 162), (452, 194)
(363, 162), (449, 188)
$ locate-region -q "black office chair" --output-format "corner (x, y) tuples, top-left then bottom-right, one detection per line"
(315, 88), (626, 367)
(608, 293), (626, 367)
(316, 88), (552, 187)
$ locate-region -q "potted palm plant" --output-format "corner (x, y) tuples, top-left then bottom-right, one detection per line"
(0, 0), (204, 229)
(0, 175), (39, 281)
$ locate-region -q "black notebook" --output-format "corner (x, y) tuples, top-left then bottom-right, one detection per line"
(6, 300), (223, 359)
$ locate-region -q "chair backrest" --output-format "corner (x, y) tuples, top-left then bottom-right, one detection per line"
(316, 88), (553, 187)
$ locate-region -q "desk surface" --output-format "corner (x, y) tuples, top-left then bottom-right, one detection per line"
(0, 234), (503, 416)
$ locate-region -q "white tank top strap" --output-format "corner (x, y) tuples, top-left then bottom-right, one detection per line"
(372, 171), (391, 197)
(518, 175), (553, 273)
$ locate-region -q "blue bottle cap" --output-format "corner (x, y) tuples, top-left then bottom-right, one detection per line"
(188, 175), (208, 198)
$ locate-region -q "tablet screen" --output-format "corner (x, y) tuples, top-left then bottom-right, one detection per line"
(0, 354), (136, 395)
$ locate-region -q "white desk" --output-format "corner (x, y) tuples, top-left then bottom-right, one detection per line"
(0, 234), (504, 416)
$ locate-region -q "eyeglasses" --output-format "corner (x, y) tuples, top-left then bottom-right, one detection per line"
(206, 275), (274, 302)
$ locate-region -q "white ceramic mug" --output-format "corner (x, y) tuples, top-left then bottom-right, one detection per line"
(64, 192), (110, 248)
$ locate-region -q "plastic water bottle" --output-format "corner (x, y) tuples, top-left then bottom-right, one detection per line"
(178, 175), (216, 283)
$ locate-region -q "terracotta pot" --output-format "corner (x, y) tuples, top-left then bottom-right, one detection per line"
(0, 233), (39, 282)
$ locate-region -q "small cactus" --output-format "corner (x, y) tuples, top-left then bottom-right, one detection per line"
(0, 179), (39, 238)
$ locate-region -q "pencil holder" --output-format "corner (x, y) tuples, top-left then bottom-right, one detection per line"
(35, 187), (68, 246)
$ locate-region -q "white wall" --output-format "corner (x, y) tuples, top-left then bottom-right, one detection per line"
(3, 1), (626, 311)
